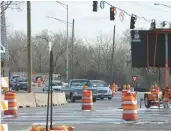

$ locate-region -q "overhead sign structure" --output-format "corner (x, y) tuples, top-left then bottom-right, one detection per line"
(132, 76), (138, 82)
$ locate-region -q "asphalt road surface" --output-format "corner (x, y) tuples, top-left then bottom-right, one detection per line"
(2, 92), (171, 131)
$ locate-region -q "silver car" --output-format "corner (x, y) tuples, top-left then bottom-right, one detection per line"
(90, 80), (112, 100)
(43, 80), (63, 92)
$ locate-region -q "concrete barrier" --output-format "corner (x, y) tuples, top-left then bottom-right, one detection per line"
(34, 93), (48, 107)
(16, 93), (36, 108)
(34, 92), (67, 107)
(53, 92), (67, 106)
(32, 87), (43, 93)
(1, 92), (67, 108)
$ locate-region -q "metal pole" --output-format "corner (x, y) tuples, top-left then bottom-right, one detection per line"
(71, 19), (74, 79)
(66, 5), (69, 81)
(111, 25), (115, 82)
(27, 1), (32, 93)
(158, 68), (161, 86)
(164, 33), (169, 88)
(50, 50), (53, 129)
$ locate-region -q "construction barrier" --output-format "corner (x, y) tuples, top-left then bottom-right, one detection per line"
(121, 90), (127, 107)
(1, 77), (9, 93)
(122, 91), (138, 121)
(82, 89), (93, 111)
(16, 93), (36, 108)
(1, 92), (67, 108)
(4, 91), (18, 116)
(1, 100), (8, 110)
(0, 124), (8, 131)
(1, 100), (8, 131)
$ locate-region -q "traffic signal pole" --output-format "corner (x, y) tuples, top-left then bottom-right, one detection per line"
(111, 25), (115, 82)
(164, 33), (169, 88)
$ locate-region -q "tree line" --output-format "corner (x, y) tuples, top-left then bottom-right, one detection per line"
(7, 29), (167, 89)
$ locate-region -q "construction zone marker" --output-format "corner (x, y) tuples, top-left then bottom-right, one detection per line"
(1, 100), (8, 110)
(1, 77), (9, 87)
(0, 124), (8, 131)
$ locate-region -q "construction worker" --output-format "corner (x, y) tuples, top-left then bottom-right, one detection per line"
(162, 86), (170, 108)
(126, 84), (131, 91)
(111, 83), (116, 96)
(122, 85), (126, 90)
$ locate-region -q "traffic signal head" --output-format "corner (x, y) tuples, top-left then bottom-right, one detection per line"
(130, 15), (136, 29)
(93, 1), (98, 12)
(151, 20), (156, 29)
(162, 21), (166, 27)
(110, 7), (116, 20)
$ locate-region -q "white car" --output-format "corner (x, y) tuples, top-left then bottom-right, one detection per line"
(90, 80), (113, 100)
(43, 80), (63, 92)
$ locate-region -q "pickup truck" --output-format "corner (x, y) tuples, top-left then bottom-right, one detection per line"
(62, 79), (98, 102)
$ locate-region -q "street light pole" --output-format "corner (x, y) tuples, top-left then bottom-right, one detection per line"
(66, 5), (69, 81)
(71, 19), (75, 79)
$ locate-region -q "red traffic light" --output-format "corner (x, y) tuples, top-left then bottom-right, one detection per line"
(111, 7), (115, 12)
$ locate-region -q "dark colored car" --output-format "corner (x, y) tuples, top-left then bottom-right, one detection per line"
(62, 79), (98, 102)
(12, 77), (27, 91)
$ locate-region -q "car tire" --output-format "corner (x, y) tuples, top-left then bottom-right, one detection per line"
(65, 95), (68, 101)
(100, 97), (104, 100)
(144, 95), (151, 108)
(93, 98), (96, 102)
(108, 97), (112, 100)
(43, 89), (44, 92)
(71, 94), (75, 102)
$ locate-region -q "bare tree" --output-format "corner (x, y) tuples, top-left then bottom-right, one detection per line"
(1, 1), (24, 14)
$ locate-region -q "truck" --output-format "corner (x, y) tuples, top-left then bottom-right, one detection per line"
(62, 79), (98, 102)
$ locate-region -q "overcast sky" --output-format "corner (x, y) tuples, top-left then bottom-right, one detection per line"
(5, 1), (171, 40)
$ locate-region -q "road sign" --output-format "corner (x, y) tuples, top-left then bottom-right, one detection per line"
(65, 68), (70, 72)
(132, 76), (138, 82)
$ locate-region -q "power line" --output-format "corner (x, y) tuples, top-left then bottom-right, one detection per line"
(100, 1), (170, 23)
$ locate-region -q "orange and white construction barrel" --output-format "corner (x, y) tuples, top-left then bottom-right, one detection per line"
(4, 91), (18, 116)
(82, 90), (93, 111)
(122, 92), (138, 121)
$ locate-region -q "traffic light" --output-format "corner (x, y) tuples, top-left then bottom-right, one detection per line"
(130, 15), (137, 29)
(110, 7), (115, 20)
(151, 20), (156, 29)
(93, 1), (98, 12)
(162, 21), (166, 27)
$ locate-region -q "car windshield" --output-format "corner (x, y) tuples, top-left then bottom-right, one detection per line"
(52, 82), (62, 86)
(16, 77), (27, 82)
(46, 81), (63, 86)
(91, 80), (108, 87)
(71, 80), (91, 87)
(12, 76), (20, 79)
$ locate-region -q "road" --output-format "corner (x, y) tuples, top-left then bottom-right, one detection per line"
(2, 92), (171, 131)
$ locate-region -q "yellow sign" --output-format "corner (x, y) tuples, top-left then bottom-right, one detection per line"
(1, 100), (8, 111)
(1, 77), (9, 88)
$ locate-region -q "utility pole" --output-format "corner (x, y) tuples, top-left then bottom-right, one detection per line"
(27, 1), (32, 93)
(71, 19), (75, 79)
(1, 5), (9, 77)
(111, 25), (115, 83)
(66, 5), (69, 81)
